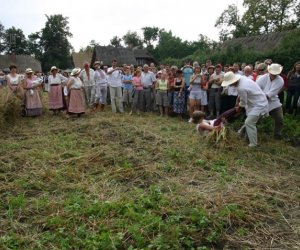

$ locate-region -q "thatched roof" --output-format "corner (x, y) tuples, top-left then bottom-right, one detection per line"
(220, 30), (291, 52)
(133, 49), (154, 59)
(0, 54), (42, 72)
(92, 46), (137, 66)
(71, 51), (93, 68)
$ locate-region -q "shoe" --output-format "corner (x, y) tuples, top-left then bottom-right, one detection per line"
(237, 125), (246, 138)
(188, 118), (193, 123)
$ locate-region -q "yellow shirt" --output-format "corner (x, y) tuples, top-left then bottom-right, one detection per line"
(158, 79), (168, 91)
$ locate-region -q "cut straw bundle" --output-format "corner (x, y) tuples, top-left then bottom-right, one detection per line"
(0, 87), (22, 127)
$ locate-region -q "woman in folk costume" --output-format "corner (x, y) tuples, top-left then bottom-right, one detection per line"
(93, 61), (108, 111)
(48, 66), (68, 115)
(22, 68), (43, 117)
(67, 68), (85, 116)
(6, 64), (24, 100)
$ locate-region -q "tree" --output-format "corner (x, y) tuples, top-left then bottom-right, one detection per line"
(122, 31), (143, 48)
(38, 14), (73, 71)
(110, 36), (122, 47)
(28, 32), (43, 59)
(79, 40), (100, 53)
(142, 26), (160, 48)
(2, 27), (29, 54)
(151, 30), (192, 62)
(0, 22), (5, 53)
(216, 0), (299, 41)
(243, 0), (297, 33)
(215, 4), (248, 41)
(295, 2), (300, 25)
(191, 34), (216, 51)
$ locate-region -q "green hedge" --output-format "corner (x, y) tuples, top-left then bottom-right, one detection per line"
(159, 30), (300, 72)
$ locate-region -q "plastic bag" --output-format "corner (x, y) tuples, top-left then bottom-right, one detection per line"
(131, 88), (136, 98)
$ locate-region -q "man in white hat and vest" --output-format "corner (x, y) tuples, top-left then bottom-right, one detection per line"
(256, 63), (284, 139)
(222, 72), (269, 147)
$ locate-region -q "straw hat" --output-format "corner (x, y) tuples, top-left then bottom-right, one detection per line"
(267, 63), (283, 75)
(93, 61), (101, 67)
(256, 63), (267, 71)
(221, 72), (241, 87)
(50, 66), (58, 72)
(25, 68), (33, 74)
(264, 59), (273, 65)
(70, 68), (81, 76)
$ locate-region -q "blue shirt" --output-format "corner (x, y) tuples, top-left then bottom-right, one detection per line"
(182, 66), (194, 87)
(122, 75), (133, 90)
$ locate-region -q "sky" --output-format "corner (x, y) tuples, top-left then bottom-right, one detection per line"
(1, 0), (244, 52)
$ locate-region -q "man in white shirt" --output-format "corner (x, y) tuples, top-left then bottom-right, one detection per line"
(107, 59), (124, 113)
(257, 64), (284, 139)
(141, 64), (156, 112)
(80, 62), (95, 107)
(93, 61), (108, 111)
(222, 72), (269, 147)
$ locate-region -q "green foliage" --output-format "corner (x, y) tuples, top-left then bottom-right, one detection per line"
(3, 26), (29, 55)
(0, 22), (5, 53)
(183, 29), (300, 72)
(28, 14), (73, 72)
(142, 26), (160, 48)
(110, 35), (123, 47)
(272, 29), (300, 70)
(79, 40), (100, 53)
(216, 0), (299, 40)
(40, 15), (73, 71)
(243, 0), (298, 33)
(215, 4), (248, 41)
(28, 32), (43, 60)
(150, 30), (187, 62)
(122, 31), (143, 48)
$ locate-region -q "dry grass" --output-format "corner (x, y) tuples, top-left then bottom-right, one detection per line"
(0, 87), (21, 128)
(0, 96), (299, 249)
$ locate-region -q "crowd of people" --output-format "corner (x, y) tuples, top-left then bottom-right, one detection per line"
(1, 58), (300, 147)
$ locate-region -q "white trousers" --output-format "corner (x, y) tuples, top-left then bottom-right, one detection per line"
(245, 115), (260, 147)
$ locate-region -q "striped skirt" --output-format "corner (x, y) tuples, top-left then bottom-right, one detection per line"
(68, 89), (85, 114)
(48, 85), (66, 110)
(25, 89), (43, 116)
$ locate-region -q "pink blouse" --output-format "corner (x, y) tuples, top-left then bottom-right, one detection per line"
(133, 76), (143, 91)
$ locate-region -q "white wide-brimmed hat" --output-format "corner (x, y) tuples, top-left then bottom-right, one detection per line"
(70, 67), (81, 76)
(221, 72), (241, 87)
(267, 63), (283, 75)
(25, 68), (34, 74)
(93, 61), (101, 67)
(50, 66), (58, 72)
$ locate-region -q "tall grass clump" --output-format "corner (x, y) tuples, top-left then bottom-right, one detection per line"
(0, 87), (21, 128)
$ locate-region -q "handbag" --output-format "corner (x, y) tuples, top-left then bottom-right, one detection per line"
(131, 88), (136, 98)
